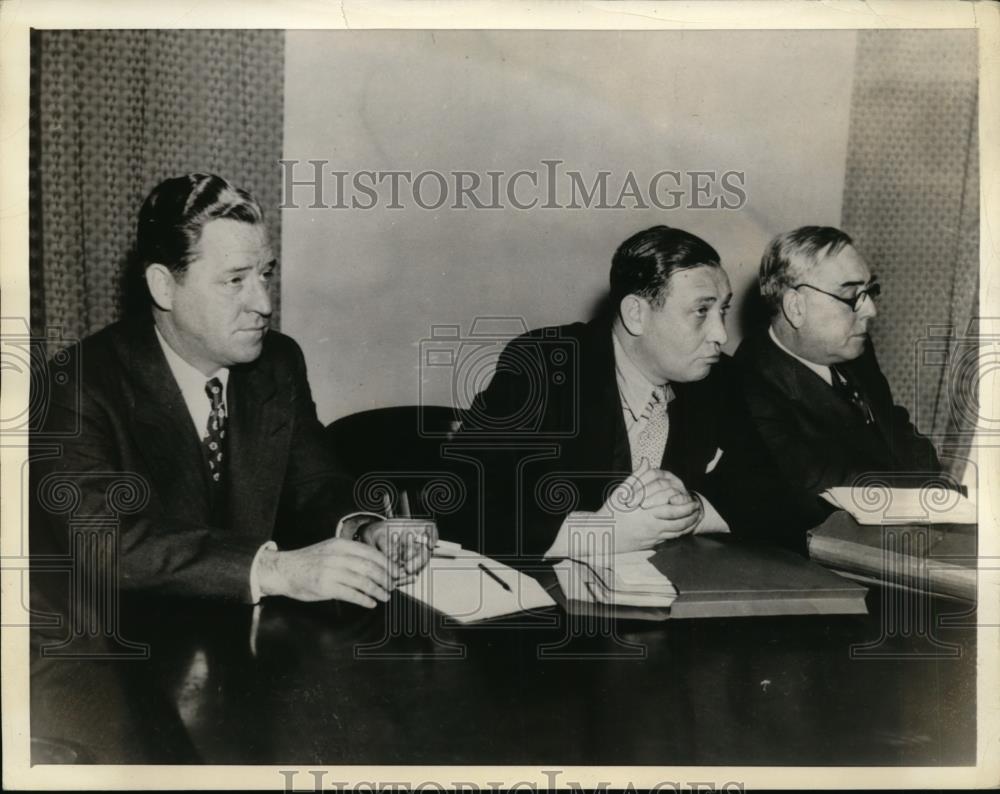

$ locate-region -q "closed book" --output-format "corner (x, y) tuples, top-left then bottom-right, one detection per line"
(807, 511), (977, 601)
(555, 535), (868, 619)
(649, 535), (868, 618)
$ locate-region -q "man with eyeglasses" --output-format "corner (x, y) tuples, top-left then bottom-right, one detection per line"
(734, 226), (942, 529)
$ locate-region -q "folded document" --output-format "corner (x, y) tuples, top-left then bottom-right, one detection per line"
(552, 557), (674, 619)
(584, 550), (678, 607)
(397, 543), (555, 623)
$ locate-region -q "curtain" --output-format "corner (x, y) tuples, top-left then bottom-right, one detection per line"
(30, 29), (285, 350)
(841, 29), (979, 479)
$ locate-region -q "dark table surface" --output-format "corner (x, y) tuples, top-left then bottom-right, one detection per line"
(38, 579), (971, 767)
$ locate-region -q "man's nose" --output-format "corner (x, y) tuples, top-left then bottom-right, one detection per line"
(858, 292), (878, 321)
(246, 275), (273, 316)
(708, 312), (728, 347)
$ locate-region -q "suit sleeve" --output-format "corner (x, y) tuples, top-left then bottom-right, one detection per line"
(440, 336), (567, 559)
(888, 401), (943, 473)
(860, 346), (943, 476)
(31, 374), (261, 604)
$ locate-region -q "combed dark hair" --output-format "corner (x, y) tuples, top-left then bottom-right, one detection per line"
(121, 173), (264, 315)
(759, 225), (854, 315)
(609, 225), (721, 309)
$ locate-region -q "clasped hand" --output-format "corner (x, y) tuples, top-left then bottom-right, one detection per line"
(602, 458), (703, 553)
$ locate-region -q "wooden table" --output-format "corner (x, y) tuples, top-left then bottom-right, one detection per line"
(31, 582), (977, 766)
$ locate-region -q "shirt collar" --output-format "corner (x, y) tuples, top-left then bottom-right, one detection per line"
(768, 325), (832, 387)
(612, 329), (671, 421)
(154, 324), (230, 400)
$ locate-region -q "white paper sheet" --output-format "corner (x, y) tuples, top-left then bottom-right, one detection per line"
(398, 547), (555, 623)
(821, 486), (977, 525)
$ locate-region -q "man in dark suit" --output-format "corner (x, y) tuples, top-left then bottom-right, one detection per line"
(29, 174), (438, 762)
(31, 173), (436, 616)
(734, 226), (942, 518)
(446, 225), (806, 561)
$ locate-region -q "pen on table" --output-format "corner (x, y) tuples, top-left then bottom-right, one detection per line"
(478, 562), (512, 592)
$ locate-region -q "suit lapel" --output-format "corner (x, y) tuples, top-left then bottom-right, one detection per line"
(125, 319), (213, 523)
(841, 351), (896, 463)
(663, 379), (713, 485)
(662, 388), (688, 480)
(578, 319), (629, 474)
(758, 332), (892, 467)
(225, 351), (289, 538)
(759, 334), (856, 426)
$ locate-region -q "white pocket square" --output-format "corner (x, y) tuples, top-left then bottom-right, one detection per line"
(705, 447), (724, 473)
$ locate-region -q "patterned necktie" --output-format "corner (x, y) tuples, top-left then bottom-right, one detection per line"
(632, 385), (670, 470)
(831, 366), (875, 425)
(203, 377), (227, 484)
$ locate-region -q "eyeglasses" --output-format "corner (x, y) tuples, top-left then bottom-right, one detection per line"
(793, 281), (881, 312)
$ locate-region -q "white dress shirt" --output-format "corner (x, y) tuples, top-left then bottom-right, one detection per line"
(543, 330), (728, 559)
(154, 325), (230, 440)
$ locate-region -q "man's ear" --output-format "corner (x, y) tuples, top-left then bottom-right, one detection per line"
(781, 288), (805, 330)
(145, 264), (177, 312)
(618, 294), (649, 337)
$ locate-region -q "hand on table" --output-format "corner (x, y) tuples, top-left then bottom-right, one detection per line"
(257, 537), (393, 607)
(362, 518), (439, 586)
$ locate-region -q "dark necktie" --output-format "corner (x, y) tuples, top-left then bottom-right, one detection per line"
(203, 377), (227, 485)
(832, 366), (875, 426)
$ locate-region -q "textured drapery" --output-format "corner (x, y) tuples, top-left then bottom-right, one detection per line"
(841, 29), (979, 478)
(30, 29), (285, 349)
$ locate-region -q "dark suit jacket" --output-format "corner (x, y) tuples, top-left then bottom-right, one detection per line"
(443, 317), (813, 558)
(30, 315), (356, 609)
(734, 327), (942, 500)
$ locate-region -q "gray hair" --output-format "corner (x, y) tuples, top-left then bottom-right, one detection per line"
(759, 226), (854, 315)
